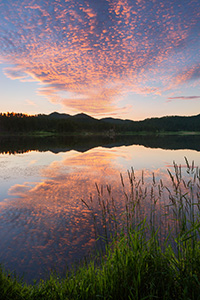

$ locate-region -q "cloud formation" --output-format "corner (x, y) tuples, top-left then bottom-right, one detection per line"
(168, 96), (200, 100)
(167, 95), (200, 102)
(0, 0), (199, 114)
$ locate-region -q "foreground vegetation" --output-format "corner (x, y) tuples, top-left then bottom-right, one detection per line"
(1, 228), (200, 300)
(1, 158), (200, 299)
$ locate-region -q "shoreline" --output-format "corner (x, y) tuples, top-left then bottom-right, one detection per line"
(0, 130), (200, 138)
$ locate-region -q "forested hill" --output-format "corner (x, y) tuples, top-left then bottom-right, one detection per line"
(0, 112), (200, 134)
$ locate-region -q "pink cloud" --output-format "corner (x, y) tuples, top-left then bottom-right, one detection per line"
(167, 95), (200, 102)
(25, 99), (37, 106)
(3, 67), (28, 80)
(171, 64), (200, 87)
(0, 0), (199, 115)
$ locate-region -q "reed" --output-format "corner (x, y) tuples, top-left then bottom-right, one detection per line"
(81, 157), (200, 250)
(1, 158), (200, 299)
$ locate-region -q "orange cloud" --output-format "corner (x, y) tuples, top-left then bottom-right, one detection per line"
(0, 0), (199, 114)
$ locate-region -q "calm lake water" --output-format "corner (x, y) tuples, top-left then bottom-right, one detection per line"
(0, 135), (200, 283)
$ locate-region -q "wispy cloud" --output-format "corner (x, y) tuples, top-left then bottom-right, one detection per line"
(0, 0), (199, 114)
(8, 183), (32, 196)
(167, 95), (200, 102)
(25, 99), (37, 107)
(168, 96), (200, 101)
(3, 67), (28, 80)
(170, 64), (200, 88)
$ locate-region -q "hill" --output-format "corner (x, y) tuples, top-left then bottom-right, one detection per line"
(0, 112), (200, 135)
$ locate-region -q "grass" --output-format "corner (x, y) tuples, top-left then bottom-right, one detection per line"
(1, 158), (200, 299)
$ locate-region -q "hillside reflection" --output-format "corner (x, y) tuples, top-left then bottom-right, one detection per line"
(1, 134), (200, 155)
(0, 144), (200, 283)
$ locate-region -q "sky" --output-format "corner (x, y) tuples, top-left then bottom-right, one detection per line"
(0, 0), (199, 120)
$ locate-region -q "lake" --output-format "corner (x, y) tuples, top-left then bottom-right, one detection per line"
(0, 135), (200, 283)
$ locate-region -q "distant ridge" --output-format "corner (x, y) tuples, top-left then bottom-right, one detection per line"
(45, 112), (200, 123)
(1, 111), (200, 134)
(71, 113), (99, 122)
(48, 112), (70, 119)
(45, 112), (200, 132)
(101, 117), (133, 125)
(46, 112), (100, 124)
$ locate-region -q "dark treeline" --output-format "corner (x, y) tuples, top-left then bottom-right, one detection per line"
(0, 112), (110, 134)
(0, 112), (200, 134)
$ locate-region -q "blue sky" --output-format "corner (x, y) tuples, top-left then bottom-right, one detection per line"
(0, 0), (199, 120)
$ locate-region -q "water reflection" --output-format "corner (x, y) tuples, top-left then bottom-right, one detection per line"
(1, 134), (200, 154)
(0, 142), (200, 282)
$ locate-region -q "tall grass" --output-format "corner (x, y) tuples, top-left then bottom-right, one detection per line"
(82, 157), (200, 248)
(1, 158), (200, 299)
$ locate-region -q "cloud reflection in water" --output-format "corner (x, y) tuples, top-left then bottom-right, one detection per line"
(0, 145), (199, 282)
